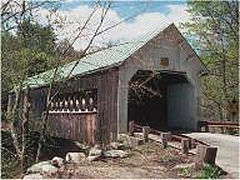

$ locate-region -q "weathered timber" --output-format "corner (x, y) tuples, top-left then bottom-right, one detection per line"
(129, 121), (134, 135)
(181, 139), (190, 154)
(195, 145), (218, 169)
(203, 146), (218, 164)
(166, 131), (172, 141)
(161, 133), (168, 148)
(142, 126), (150, 143)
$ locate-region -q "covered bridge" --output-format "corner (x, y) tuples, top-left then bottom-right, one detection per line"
(9, 23), (208, 145)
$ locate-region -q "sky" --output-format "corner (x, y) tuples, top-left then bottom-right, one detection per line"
(37, 0), (190, 50)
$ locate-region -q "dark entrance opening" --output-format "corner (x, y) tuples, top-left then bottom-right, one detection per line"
(128, 70), (188, 131)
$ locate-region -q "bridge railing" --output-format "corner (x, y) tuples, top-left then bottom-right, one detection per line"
(197, 120), (239, 132)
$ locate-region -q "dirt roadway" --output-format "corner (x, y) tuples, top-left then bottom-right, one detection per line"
(184, 132), (240, 179)
(45, 143), (198, 179)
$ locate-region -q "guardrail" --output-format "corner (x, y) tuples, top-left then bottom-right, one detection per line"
(129, 121), (218, 166)
(197, 120), (239, 132)
(130, 122), (208, 149)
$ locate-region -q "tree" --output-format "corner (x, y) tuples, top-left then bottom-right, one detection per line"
(1, 0), (60, 174)
(182, 1), (239, 121)
(1, 20), (58, 112)
(56, 39), (83, 62)
(2, 1), (137, 175)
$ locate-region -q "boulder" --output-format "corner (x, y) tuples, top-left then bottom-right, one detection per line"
(103, 150), (128, 158)
(88, 146), (102, 157)
(74, 141), (89, 150)
(27, 161), (58, 174)
(23, 173), (44, 179)
(87, 146), (102, 161)
(65, 152), (86, 164)
(173, 163), (195, 169)
(27, 161), (51, 173)
(41, 164), (58, 174)
(51, 156), (64, 168)
(110, 142), (120, 149)
(117, 133), (143, 148)
(86, 155), (100, 162)
(110, 142), (127, 150)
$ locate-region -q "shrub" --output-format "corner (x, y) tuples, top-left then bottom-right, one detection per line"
(199, 164), (221, 179)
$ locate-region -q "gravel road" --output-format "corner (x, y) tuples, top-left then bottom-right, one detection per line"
(184, 132), (239, 179)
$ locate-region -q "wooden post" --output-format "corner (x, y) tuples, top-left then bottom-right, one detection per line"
(195, 145), (218, 169)
(181, 139), (190, 154)
(161, 133), (168, 148)
(142, 126), (150, 143)
(203, 147), (218, 164)
(197, 121), (201, 132)
(129, 121), (134, 135)
(190, 139), (196, 149)
(205, 125), (209, 132)
(167, 131), (172, 141)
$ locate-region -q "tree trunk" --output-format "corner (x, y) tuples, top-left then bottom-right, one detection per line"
(35, 111), (48, 162)
(20, 86), (30, 172)
(35, 89), (52, 162)
(142, 126), (150, 143)
(7, 86), (22, 157)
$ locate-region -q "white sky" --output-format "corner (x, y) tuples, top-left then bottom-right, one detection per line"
(35, 3), (190, 51)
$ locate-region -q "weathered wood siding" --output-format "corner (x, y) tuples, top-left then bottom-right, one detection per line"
(30, 68), (119, 145)
(48, 113), (97, 145)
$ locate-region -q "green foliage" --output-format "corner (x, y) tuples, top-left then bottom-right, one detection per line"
(1, 20), (59, 113)
(199, 164), (221, 179)
(180, 167), (191, 177)
(17, 20), (57, 55)
(182, 1), (239, 121)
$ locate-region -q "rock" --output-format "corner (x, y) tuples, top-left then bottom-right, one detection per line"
(27, 161), (51, 173)
(41, 164), (58, 174)
(110, 142), (120, 149)
(26, 161), (58, 176)
(66, 152), (86, 164)
(86, 155), (100, 161)
(23, 173), (44, 179)
(103, 150), (128, 158)
(89, 146), (102, 157)
(87, 146), (102, 161)
(117, 133), (143, 148)
(110, 142), (127, 150)
(173, 163), (195, 169)
(51, 156), (64, 168)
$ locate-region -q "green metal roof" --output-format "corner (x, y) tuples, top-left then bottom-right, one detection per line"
(25, 23), (172, 89)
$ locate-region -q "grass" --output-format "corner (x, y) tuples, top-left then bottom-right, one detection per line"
(199, 164), (221, 179)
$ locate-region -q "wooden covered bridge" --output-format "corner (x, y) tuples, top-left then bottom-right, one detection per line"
(8, 23), (208, 145)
